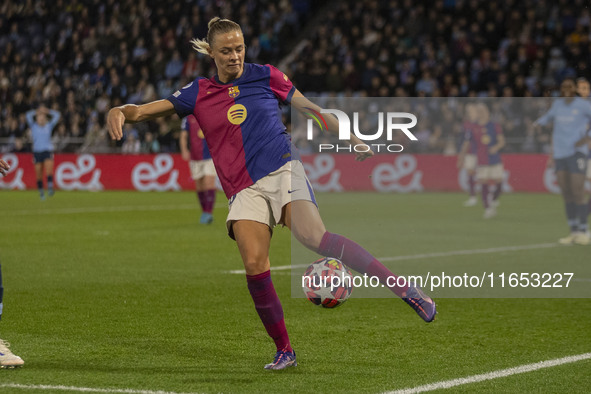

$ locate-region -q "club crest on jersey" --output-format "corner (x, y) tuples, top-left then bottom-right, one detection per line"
(228, 86), (240, 98)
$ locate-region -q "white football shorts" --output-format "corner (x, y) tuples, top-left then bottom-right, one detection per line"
(476, 163), (504, 181)
(226, 160), (316, 238)
(463, 154), (477, 171)
(189, 159), (216, 180)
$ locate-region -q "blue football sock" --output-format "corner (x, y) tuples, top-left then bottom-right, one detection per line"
(565, 202), (578, 232)
(577, 204), (588, 233)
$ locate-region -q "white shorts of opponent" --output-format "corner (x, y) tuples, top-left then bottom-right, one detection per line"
(189, 159), (216, 180)
(226, 160), (316, 238)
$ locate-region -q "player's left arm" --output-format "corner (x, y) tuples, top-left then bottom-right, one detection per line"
(489, 126), (505, 154)
(291, 89), (374, 161)
(0, 159), (9, 176)
(574, 134), (590, 147)
(576, 101), (591, 147)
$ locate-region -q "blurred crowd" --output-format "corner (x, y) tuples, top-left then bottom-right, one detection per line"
(0, 0), (312, 154)
(0, 0), (589, 155)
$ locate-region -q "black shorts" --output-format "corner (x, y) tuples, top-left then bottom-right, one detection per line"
(33, 151), (53, 164)
(555, 152), (587, 174)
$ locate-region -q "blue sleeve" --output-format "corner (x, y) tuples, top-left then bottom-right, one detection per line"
(48, 110), (61, 128)
(536, 102), (555, 126)
(583, 100), (591, 120)
(26, 110), (36, 127)
(166, 79), (201, 118)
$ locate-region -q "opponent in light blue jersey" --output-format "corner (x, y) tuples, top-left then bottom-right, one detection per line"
(535, 96), (591, 159)
(535, 78), (590, 244)
(25, 105), (61, 200)
(576, 77), (591, 220)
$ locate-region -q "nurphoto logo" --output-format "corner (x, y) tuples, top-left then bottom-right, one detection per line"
(304, 107), (418, 153)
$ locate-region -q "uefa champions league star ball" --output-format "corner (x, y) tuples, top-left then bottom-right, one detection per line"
(302, 257), (353, 308)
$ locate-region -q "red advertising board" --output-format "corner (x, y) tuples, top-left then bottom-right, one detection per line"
(0, 153), (571, 194)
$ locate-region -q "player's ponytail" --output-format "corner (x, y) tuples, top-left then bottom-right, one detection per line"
(190, 17), (242, 55)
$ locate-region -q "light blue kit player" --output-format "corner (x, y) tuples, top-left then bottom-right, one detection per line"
(26, 105), (61, 200)
(535, 78), (591, 245)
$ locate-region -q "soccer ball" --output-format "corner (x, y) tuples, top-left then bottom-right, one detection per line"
(302, 257), (353, 308)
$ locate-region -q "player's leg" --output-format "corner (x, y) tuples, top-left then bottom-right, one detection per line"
(194, 177), (209, 223)
(45, 157), (54, 197)
(0, 264), (24, 368)
(283, 200), (436, 322)
(491, 164), (503, 207)
(201, 173), (216, 223)
(587, 159), (591, 216)
(190, 161), (207, 216)
(232, 220), (295, 370)
(464, 155), (478, 206)
(483, 179), (497, 219)
(556, 170), (578, 244)
(570, 170), (589, 244)
(34, 158), (44, 200)
(477, 166), (493, 217)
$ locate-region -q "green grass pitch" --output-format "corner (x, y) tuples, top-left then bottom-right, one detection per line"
(0, 190), (589, 393)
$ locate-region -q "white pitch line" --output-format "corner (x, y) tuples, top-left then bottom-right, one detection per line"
(0, 383), (197, 394)
(225, 242), (559, 274)
(2, 204), (198, 216)
(378, 242), (558, 262)
(386, 352), (591, 394)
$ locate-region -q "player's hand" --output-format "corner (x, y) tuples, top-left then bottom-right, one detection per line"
(0, 159), (9, 176)
(489, 147), (498, 154)
(575, 136), (590, 147)
(546, 156), (554, 169)
(181, 150), (190, 161)
(354, 146), (374, 161)
(107, 108), (126, 141)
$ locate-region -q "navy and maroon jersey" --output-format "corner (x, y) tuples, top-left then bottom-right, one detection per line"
(181, 115), (211, 161)
(462, 121), (478, 154)
(466, 122), (503, 165)
(167, 63), (296, 198)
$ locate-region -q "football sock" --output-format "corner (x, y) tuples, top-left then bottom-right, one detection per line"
(205, 189), (216, 213)
(481, 184), (490, 208)
(246, 270), (292, 353)
(468, 174), (476, 196)
(197, 191), (206, 211)
(0, 264), (3, 320)
(37, 180), (43, 194)
(576, 204), (588, 233)
(565, 202), (578, 232)
(47, 175), (54, 191)
(317, 232), (408, 298)
(492, 182), (502, 201)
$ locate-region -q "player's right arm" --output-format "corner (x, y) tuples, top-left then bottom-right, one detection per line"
(546, 135), (554, 168)
(107, 99), (176, 141)
(25, 110), (36, 127)
(0, 159), (9, 176)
